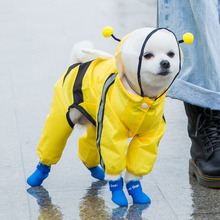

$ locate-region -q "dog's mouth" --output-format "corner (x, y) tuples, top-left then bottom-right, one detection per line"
(158, 70), (170, 76)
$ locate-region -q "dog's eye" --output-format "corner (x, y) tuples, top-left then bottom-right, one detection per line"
(144, 53), (154, 59)
(167, 51), (175, 58)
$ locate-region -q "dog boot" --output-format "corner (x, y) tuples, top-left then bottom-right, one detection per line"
(126, 180), (151, 204)
(109, 177), (128, 206)
(27, 162), (51, 187)
(87, 166), (105, 180)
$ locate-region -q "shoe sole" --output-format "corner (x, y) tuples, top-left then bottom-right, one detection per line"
(189, 159), (220, 188)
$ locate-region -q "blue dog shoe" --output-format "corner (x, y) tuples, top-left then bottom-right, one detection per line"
(109, 177), (128, 206)
(126, 180), (151, 204)
(88, 166), (105, 180)
(27, 162), (51, 187)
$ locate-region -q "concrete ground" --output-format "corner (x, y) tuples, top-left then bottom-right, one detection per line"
(1, 0), (220, 219)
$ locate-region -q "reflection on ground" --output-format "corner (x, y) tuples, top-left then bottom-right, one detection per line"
(27, 186), (63, 220)
(189, 171), (220, 219)
(28, 181), (149, 220)
(79, 180), (150, 220)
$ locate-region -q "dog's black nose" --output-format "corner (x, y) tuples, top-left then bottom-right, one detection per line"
(160, 60), (170, 69)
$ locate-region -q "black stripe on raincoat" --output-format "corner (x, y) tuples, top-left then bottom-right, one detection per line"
(63, 63), (80, 85)
(66, 111), (75, 128)
(67, 61), (95, 128)
(73, 61), (93, 104)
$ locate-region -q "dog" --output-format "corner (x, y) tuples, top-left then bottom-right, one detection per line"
(27, 27), (190, 206)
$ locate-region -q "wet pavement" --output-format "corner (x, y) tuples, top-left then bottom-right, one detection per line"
(1, 0), (220, 219)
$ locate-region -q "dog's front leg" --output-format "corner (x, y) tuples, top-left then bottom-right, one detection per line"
(105, 174), (128, 206)
(124, 170), (151, 204)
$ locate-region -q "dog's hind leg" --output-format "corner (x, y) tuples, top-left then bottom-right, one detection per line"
(69, 108), (90, 125)
(27, 78), (74, 186)
(78, 124), (105, 180)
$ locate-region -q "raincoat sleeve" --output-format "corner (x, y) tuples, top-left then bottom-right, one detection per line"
(126, 117), (166, 176)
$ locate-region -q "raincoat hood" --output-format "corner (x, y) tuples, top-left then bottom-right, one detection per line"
(114, 28), (183, 99)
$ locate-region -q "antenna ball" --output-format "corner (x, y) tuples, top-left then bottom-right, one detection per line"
(102, 26), (114, 38)
(183, 33), (194, 44)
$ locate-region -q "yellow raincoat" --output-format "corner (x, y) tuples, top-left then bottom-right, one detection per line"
(37, 57), (166, 177)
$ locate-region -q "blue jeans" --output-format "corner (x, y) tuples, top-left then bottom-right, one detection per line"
(158, 0), (220, 110)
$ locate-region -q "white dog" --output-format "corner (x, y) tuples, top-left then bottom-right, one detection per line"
(27, 27), (192, 206)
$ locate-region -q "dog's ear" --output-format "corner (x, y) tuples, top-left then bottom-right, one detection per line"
(83, 49), (114, 60)
(180, 47), (184, 67)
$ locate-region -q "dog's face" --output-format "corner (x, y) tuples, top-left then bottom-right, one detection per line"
(116, 28), (181, 98)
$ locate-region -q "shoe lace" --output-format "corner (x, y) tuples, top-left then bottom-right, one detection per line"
(195, 108), (220, 152)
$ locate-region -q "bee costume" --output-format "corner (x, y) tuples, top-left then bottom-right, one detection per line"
(28, 27), (193, 206)
(38, 58), (166, 176)
(37, 27), (194, 176)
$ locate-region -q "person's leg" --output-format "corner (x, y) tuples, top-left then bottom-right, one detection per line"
(158, 0), (220, 110)
(158, 0), (220, 187)
(218, 0), (220, 23)
(182, 0), (220, 187)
